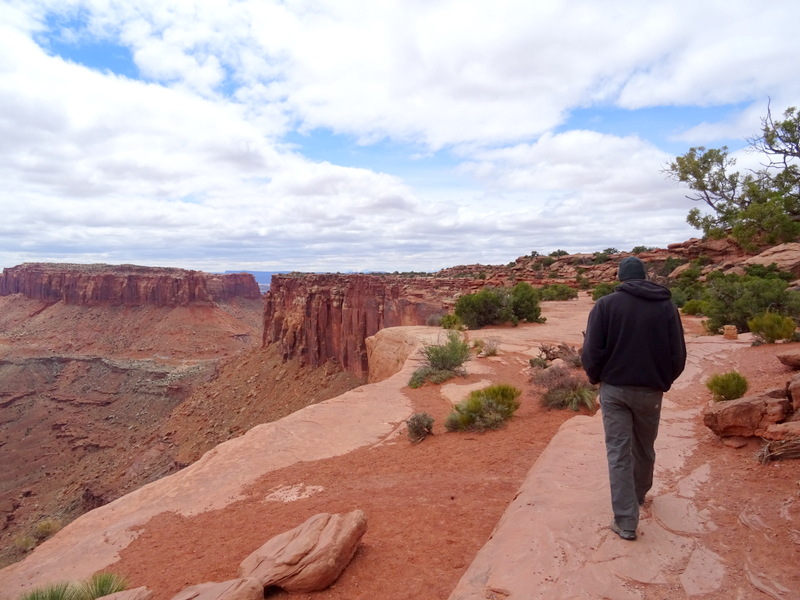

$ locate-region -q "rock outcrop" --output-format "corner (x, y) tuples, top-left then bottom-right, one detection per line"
(263, 274), (480, 378)
(0, 263), (261, 307)
(702, 389), (793, 438)
(239, 510), (367, 593)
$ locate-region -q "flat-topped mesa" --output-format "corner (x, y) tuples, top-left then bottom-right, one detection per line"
(263, 273), (480, 378)
(0, 263), (261, 307)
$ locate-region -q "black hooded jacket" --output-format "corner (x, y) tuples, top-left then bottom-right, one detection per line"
(581, 280), (687, 392)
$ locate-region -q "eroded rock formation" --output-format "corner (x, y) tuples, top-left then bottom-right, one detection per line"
(0, 263), (260, 307)
(263, 274), (480, 378)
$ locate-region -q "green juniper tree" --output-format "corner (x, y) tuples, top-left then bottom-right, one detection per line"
(666, 104), (800, 250)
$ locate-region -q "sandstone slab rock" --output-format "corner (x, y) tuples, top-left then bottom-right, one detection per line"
(778, 351), (800, 370)
(170, 578), (263, 600)
(239, 509), (367, 592)
(100, 588), (154, 600)
(743, 242), (800, 278)
(703, 391), (791, 437)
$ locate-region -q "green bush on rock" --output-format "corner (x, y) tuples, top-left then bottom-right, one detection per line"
(444, 384), (521, 432)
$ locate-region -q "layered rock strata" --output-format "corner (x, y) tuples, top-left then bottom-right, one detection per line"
(263, 274), (480, 378)
(0, 263), (260, 307)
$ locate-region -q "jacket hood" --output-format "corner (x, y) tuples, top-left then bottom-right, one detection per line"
(616, 279), (672, 301)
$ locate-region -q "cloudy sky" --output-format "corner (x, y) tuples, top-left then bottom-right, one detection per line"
(1, 0), (798, 273)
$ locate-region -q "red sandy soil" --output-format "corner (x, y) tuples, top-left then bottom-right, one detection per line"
(108, 324), (800, 599)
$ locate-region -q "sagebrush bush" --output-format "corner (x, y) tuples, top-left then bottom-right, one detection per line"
(454, 283), (543, 329)
(534, 366), (597, 412)
(706, 371), (749, 401)
(539, 283), (578, 301)
(439, 313), (463, 330)
(422, 330), (471, 371)
(408, 331), (470, 388)
(529, 356), (548, 369)
(592, 282), (618, 300)
(406, 412), (435, 443)
(543, 385), (597, 412)
(681, 299), (707, 315)
(747, 312), (797, 344)
(444, 384), (521, 432)
(32, 518), (61, 541)
(14, 534), (36, 553)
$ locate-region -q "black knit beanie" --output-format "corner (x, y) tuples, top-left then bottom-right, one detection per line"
(618, 256), (647, 281)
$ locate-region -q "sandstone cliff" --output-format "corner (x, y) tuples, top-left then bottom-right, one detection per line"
(0, 263), (261, 307)
(263, 274), (482, 378)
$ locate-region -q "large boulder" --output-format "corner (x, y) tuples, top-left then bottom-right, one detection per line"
(239, 510), (367, 593)
(170, 578), (263, 600)
(702, 390), (792, 437)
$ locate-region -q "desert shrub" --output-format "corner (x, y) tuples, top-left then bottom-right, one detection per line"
(32, 518), (61, 542)
(444, 384), (521, 432)
(706, 371), (749, 401)
(439, 313), (463, 330)
(13, 535), (36, 553)
(549, 249), (569, 257)
(536, 343), (581, 366)
(408, 367), (457, 388)
(454, 283), (543, 329)
(539, 283), (578, 301)
(534, 367), (597, 412)
(406, 413), (435, 443)
(681, 299), (707, 316)
(702, 271), (800, 333)
(529, 356), (549, 369)
(71, 573), (128, 600)
(509, 282), (543, 323)
(592, 282), (618, 300)
(747, 312), (798, 344)
(19, 582), (72, 600)
(408, 331), (470, 388)
(454, 287), (509, 329)
(423, 330), (471, 371)
(474, 337), (499, 356)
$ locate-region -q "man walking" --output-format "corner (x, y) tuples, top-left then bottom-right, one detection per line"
(581, 256), (686, 541)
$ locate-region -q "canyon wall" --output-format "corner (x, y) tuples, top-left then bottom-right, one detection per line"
(0, 263), (261, 307)
(263, 274), (481, 378)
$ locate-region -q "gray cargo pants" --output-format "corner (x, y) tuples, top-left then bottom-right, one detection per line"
(600, 383), (663, 531)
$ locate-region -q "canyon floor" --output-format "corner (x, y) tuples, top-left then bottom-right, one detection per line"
(2, 297), (800, 599)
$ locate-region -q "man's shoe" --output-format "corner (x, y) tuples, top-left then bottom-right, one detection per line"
(610, 520), (637, 541)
